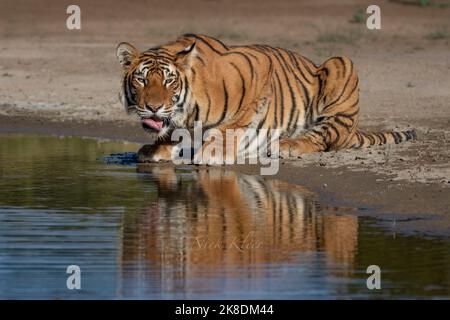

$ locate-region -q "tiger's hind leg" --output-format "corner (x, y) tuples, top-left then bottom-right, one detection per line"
(280, 56), (360, 158)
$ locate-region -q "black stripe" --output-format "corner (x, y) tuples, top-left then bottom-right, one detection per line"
(257, 100), (271, 130)
(230, 62), (246, 114)
(379, 133), (386, 144)
(327, 123), (341, 146)
(285, 49), (313, 84)
(274, 71), (284, 129)
(208, 35), (229, 51)
(196, 55), (206, 66)
(204, 91), (211, 123)
(357, 131), (363, 147)
(208, 79), (229, 128)
(323, 59), (354, 109)
(335, 109), (359, 119)
(183, 34), (224, 55)
(373, 132), (381, 145)
(273, 48), (310, 109)
(298, 56), (317, 78)
(246, 51), (260, 63)
(288, 110), (300, 135)
(271, 83), (278, 129)
(125, 75), (135, 104)
(274, 49), (304, 131)
(181, 76), (189, 105)
(271, 49), (297, 129)
(365, 132), (375, 145)
(333, 117), (352, 132)
(405, 130), (416, 140)
(224, 51), (255, 84)
(251, 45), (274, 74)
(194, 104), (200, 121)
(392, 132), (401, 144)
(301, 55), (318, 68)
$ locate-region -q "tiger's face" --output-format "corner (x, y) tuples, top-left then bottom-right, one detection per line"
(116, 41), (195, 139)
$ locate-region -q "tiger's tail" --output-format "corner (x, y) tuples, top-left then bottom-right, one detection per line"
(350, 129), (417, 149)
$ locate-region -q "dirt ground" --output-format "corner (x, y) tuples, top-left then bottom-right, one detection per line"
(1, 0), (450, 233)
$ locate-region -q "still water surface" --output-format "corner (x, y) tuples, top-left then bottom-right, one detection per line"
(0, 134), (449, 299)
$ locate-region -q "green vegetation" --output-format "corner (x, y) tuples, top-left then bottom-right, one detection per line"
(418, 0), (431, 6)
(416, 0), (450, 8)
(425, 27), (449, 40)
(350, 8), (365, 24)
(392, 0), (449, 8)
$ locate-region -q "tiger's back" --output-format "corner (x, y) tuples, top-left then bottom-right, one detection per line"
(161, 34), (415, 152)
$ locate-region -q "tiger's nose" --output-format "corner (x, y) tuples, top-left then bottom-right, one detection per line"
(145, 103), (163, 112)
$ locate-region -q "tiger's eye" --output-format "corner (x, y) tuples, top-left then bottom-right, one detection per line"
(165, 77), (174, 85)
(135, 76), (145, 85)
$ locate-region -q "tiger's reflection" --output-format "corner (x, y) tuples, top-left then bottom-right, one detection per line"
(120, 166), (358, 277)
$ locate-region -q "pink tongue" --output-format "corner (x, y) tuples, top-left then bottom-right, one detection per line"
(142, 118), (164, 132)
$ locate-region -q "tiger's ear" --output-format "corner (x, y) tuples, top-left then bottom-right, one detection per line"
(175, 41), (196, 66)
(116, 42), (139, 70)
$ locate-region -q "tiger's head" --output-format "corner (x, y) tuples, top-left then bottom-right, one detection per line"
(116, 39), (196, 139)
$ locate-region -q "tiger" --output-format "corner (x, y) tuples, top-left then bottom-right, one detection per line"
(116, 33), (416, 162)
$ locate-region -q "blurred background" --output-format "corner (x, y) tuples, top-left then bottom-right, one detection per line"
(0, 0), (449, 127)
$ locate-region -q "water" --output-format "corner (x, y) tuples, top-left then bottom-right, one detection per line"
(0, 134), (449, 299)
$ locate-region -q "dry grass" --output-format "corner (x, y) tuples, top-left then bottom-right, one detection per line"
(425, 27), (449, 40)
(316, 29), (362, 45)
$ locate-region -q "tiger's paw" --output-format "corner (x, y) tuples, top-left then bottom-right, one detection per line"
(280, 139), (304, 159)
(137, 144), (173, 163)
(280, 140), (296, 158)
(279, 139), (314, 158)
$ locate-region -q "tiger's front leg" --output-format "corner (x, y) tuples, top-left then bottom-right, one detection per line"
(192, 126), (234, 166)
(137, 143), (174, 163)
(193, 104), (259, 165)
